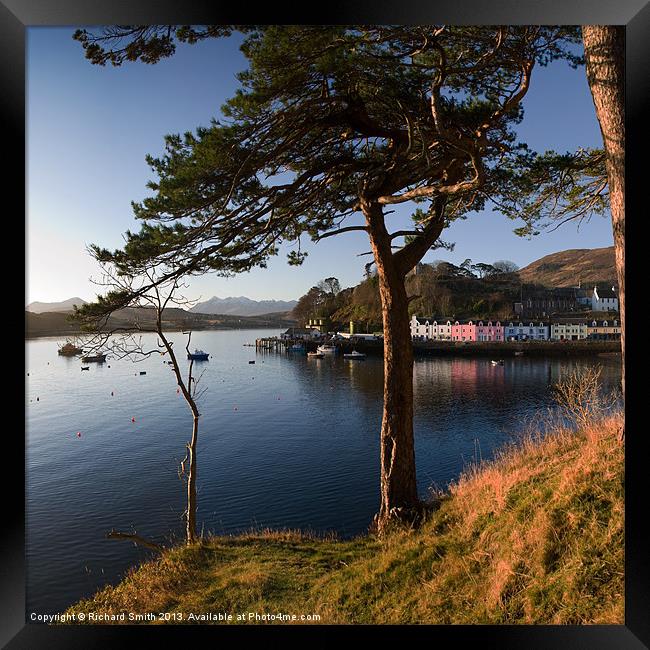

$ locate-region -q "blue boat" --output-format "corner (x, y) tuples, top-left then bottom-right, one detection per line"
(187, 349), (210, 361)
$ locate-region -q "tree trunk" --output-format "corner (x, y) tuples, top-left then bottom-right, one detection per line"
(186, 415), (199, 544)
(582, 26), (625, 438)
(363, 200), (420, 531)
(156, 323), (201, 543)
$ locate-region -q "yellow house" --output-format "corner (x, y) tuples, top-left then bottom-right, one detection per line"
(587, 318), (621, 340)
(307, 317), (329, 332)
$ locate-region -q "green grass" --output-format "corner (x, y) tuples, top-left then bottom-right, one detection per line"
(65, 413), (624, 624)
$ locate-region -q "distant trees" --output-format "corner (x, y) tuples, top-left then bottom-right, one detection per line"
(472, 262), (498, 279)
(492, 260), (520, 274)
(74, 25), (583, 531)
(291, 286), (327, 325)
(317, 277), (341, 297)
(292, 277), (347, 326)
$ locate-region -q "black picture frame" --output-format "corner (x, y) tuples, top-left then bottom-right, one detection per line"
(5, 1), (648, 647)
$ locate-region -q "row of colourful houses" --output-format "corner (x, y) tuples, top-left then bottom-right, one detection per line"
(410, 316), (621, 342)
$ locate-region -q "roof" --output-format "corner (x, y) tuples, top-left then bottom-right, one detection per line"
(283, 327), (314, 335)
(594, 285), (617, 298)
(521, 286), (578, 298)
(550, 319), (589, 325)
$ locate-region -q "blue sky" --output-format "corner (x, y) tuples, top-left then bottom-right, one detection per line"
(27, 27), (614, 304)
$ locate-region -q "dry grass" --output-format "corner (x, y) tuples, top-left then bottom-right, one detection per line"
(65, 410), (624, 625)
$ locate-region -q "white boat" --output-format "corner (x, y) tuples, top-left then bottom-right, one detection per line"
(317, 344), (337, 355)
(344, 350), (366, 360)
(491, 359), (504, 366)
(307, 351), (324, 358)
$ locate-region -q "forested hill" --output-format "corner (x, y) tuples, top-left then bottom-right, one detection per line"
(293, 247), (618, 331)
(518, 247), (615, 288)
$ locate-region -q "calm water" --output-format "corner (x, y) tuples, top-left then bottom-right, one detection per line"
(25, 329), (621, 614)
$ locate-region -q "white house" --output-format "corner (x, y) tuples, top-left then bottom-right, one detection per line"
(590, 286), (618, 312)
(428, 319), (453, 341)
(550, 322), (588, 340)
(410, 316), (453, 341)
(410, 315), (430, 340)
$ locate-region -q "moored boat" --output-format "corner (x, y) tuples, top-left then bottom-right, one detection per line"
(307, 351), (324, 358)
(58, 342), (84, 356)
(187, 349), (210, 361)
(317, 344), (337, 355)
(344, 350), (366, 360)
(80, 353), (107, 363)
(491, 359), (504, 366)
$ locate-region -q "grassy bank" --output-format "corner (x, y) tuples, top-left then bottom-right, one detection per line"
(66, 412), (623, 624)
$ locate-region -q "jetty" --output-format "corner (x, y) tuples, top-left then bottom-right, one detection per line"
(255, 336), (620, 358)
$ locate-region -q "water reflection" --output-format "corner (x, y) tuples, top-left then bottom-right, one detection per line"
(26, 332), (620, 614)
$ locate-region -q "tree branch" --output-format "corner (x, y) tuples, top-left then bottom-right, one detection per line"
(106, 530), (162, 551)
(315, 225), (368, 240)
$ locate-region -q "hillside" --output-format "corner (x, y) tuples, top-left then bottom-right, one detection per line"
(316, 247), (617, 330)
(190, 296), (297, 317)
(66, 412), (623, 625)
(25, 307), (296, 338)
(518, 247), (616, 288)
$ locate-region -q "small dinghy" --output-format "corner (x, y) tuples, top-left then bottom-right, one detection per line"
(307, 351), (324, 358)
(344, 350), (366, 360)
(491, 359), (504, 366)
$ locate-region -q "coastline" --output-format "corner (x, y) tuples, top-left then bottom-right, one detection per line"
(62, 412), (624, 624)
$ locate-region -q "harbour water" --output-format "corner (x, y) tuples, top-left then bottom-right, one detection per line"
(25, 329), (621, 614)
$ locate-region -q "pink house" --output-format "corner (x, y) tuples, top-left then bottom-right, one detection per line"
(451, 320), (477, 341)
(476, 320), (504, 342)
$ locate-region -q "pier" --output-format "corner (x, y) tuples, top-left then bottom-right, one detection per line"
(255, 336), (620, 358)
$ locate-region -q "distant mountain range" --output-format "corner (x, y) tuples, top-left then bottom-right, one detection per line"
(518, 247), (616, 288)
(25, 305), (297, 338)
(26, 297), (88, 313)
(189, 296), (297, 317)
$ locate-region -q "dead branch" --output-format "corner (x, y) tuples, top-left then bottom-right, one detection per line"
(106, 530), (163, 551)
